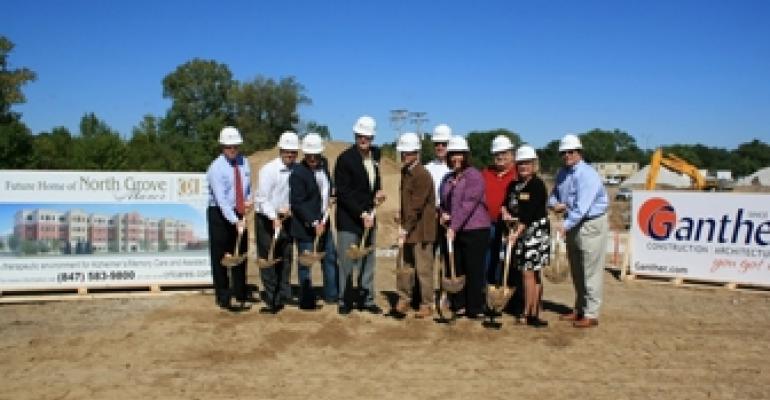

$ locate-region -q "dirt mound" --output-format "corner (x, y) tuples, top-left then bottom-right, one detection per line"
(247, 141), (401, 246)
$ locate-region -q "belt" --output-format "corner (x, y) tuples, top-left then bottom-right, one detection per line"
(583, 212), (606, 222)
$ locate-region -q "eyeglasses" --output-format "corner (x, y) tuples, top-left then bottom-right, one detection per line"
(560, 150), (578, 156)
(222, 145), (239, 150)
(434, 142), (447, 147)
(356, 135), (373, 140)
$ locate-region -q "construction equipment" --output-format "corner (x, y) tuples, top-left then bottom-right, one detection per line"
(645, 148), (731, 191)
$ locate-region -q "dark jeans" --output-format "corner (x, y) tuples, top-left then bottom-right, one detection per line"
(296, 240), (317, 308)
(322, 230), (338, 302)
(207, 206), (247, 305)
(450, 227), (489, 316)
(256, 214), (292, 308)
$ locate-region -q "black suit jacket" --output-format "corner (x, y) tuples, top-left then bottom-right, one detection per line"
(289, 161), (323, 241)
(334, 145), (381, 235)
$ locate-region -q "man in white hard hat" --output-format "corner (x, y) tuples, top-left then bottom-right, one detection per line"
(394, 132), (436, 318)
(482, 134), (521, 316)
(255, 131), (299, 313)
(206, 126), (252, 311)
(548, 134), (609, 328)
(289, 133), (328, 310)
(425, 124), (452, 309)
(334, 115), (386, 315)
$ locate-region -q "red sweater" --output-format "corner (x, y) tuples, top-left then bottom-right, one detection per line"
(482, 165), (517, 222)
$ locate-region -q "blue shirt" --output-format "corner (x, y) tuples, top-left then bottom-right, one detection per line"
(547, 160), (608, 231)
(207, 154), (251, 224)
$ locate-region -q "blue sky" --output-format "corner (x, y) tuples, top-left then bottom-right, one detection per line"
(4, 0), (770, 149)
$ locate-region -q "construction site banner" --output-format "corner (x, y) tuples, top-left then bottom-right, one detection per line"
(0, 170), (212, 290)
(631, 190), (770, 286)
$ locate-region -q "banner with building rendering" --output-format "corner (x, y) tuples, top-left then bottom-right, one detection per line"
(0, 170), (212, 290)
(631, 191), (770, 286)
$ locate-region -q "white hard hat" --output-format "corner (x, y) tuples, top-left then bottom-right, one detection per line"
(515, 145), (537, 161)
(446, 136), (470, 152)
(301, 133), (324, 154)
(432, 124), (452, 142)
(490, 135), (514, 154)
(278, 131), (300, 150)
(396, 132), (422, 152)
(559, 134), (582, 152)
(353, 115), (376, 136)
(218, 126), (243, 146)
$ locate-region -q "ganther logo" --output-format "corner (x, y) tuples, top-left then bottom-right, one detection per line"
(637, 197), (677, 240)
(636, 197), (770, 246)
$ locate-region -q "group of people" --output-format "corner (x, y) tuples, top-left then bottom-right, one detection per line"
(206, 115), (609, 329)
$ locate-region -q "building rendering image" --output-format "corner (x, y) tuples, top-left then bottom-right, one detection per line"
(12, 208), (200, 255)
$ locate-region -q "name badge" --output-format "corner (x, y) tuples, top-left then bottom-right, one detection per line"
(519, 192), (530, 201)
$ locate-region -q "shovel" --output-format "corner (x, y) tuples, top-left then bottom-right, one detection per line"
(486, 221), (517, 313)
(298, 204), (332, 268)
(434, 242), (454, 324)
(221, 226), (246, 268)
(395, 240), (416, 300)
(255, 213), (286, 269)
(543, 226), (570, 284)
(441, 238), (465, 294)
(345, 201), (381, 260)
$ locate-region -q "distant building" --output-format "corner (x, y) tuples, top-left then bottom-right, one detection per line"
(88, 213), (109, 253)
(592, 162), (639, 184)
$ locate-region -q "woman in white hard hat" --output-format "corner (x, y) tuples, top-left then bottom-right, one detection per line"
(502, 145), (550, 327)
(439, 136), (491, 319)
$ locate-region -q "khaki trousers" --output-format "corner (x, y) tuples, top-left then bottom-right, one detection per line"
(398, 242), (434, 306)
(566, 213), (609, 318)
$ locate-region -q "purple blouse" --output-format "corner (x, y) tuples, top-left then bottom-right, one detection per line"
(439, 167), (491, 232)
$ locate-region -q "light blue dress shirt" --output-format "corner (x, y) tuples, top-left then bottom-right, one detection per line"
(547, 159), (608, 232)
(207, 154), (251, 224)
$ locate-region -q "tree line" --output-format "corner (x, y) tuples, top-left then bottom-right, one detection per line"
(1, 35), (768, 177)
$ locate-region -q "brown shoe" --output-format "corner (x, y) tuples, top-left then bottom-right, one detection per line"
(394, 299), (409, 314)
(573, 318), (599, 328)
(559, 312), (582, 322)
(414, 305), (433, 319)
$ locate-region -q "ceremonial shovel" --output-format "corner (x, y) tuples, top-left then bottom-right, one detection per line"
(485, 220), (518, 329)
(543, 222), (570, 284)
(297, 205), (332, 268)
(256, 213), (287, 269)
(441, 238), (465, 294)
(221, 205), (253, 268)
(345, 201), (381, 260)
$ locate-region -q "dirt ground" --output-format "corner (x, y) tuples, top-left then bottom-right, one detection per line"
(2, 262), (769, 400)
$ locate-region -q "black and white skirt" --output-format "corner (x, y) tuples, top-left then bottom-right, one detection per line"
(514, 217), (551, 271)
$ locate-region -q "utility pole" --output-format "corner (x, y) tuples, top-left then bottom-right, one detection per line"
(390, 109), (409, 136)
(409, 111), (428, 140)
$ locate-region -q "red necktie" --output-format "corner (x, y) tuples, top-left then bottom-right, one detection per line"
(234, 162), (245, 215)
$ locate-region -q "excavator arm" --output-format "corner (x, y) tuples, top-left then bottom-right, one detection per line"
(645, 148), (709, 190)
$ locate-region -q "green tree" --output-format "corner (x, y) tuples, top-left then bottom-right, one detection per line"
(305, 120), (331, 139)
(0, 119), (35, 168)
(124, 115), (183, 170)
(466, 129), (522, 168)
(731, 139), (770, 178)
(32, 126), (74, 169)
(538, 139), (562, 174)
(232, 76), (310, 151)
(72, 113), (127, 170)
(0, 36), (36, 123)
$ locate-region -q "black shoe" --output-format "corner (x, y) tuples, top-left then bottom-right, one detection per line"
(338, 304), (352, 315)
(259, 304), (284, 314)
(361, 304), (383, 314)
(526, 316), (549, 328)
(216, 297), (231, 309)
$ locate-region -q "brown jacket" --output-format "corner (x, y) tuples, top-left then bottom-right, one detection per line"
(400, 162), (436, 243)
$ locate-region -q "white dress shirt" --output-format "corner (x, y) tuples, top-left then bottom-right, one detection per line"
(425, 159), (450, 207)
(256, 157), (295, 220)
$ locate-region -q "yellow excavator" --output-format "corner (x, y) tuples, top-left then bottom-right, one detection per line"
(645, 148), (727, 191)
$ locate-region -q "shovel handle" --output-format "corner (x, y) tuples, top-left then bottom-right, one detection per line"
(447, 239), (457, 279)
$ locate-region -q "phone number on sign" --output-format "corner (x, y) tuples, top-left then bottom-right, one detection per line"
(56, 270), (137, 283)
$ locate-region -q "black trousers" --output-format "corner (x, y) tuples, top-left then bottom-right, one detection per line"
(256, 214), (292, 307)
(450, 227), (490, 316)
(207, 206), (247, 305)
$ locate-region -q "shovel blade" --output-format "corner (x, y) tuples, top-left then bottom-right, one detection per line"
(221, 255), (246, 268)
(346, 246), (372, 260)
(256, 257), (281, 269)
(486, 285), (511, 312)
(442, 276), (465, 294)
